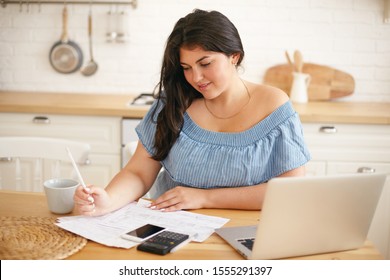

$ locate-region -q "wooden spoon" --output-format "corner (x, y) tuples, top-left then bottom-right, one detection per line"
(294, 50), (303, 73)
(285, 51), (294, 71)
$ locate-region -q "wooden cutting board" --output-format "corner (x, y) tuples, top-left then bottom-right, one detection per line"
(263, 63), (355, 101)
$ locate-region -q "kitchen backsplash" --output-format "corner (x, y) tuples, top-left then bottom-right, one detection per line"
(0, 0), (389, 102)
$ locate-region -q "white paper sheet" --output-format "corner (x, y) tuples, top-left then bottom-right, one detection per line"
(56, 199), (229, 249)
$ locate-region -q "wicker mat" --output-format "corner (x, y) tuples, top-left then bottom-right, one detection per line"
(0, 216), (87, 260)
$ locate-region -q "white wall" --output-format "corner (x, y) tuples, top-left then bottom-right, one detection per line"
(1, 0), (389, 102)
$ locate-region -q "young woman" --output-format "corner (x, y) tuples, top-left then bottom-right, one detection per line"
(74, 9), (310, 216)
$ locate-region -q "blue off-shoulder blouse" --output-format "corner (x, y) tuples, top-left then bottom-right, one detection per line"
(136, 99), (311, 198)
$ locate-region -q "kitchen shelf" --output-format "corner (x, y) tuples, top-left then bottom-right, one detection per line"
(1, 0), (137, 8)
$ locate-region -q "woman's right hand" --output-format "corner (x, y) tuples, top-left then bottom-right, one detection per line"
(73, 185), (112, 216)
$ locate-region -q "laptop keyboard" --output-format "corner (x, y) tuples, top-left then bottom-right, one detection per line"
(237, 238), (255, 250)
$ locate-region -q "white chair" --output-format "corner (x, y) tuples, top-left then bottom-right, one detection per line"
(0, 136), (90, 192)
(124, 140), (158, 199)
(124, 141), (138, 166)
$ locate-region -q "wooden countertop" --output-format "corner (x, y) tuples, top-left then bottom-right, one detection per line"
(292, 102), (390, 125)
(1, 91), (390, 124)
(0, 190), (384, 260)
(0, 91), (147, 118)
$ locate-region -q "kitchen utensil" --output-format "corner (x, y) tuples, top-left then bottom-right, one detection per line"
(115, 10), (126, 43)
(49, 5), (83, 74)
(293, 50), (303, 73)
(285, 51), (294, 71)
(81, 3), (98, 76)
(263, 63), (355, 101)
(106, 6), (117, 42)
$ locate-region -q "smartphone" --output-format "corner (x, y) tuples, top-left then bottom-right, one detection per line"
(121, 224), (166, 242)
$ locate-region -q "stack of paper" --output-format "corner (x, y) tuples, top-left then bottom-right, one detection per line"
(56, 199), (229, 249)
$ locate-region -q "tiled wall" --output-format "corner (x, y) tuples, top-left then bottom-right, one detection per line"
(1, 0), (389, 102)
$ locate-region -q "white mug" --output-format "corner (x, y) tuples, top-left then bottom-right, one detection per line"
(43, 178), (79, 214)
(289, 72), (311, 103)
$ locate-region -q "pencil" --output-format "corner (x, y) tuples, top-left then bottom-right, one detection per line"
(66, 147), (88, 190)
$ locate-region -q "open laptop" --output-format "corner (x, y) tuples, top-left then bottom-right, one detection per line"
(215, 173), (386, 259)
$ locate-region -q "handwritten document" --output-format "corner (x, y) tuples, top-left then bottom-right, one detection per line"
(56, 199), (229, 249)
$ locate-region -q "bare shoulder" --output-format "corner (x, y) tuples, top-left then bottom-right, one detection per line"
(251, 83), (289, 105)
(247, 82), (289, 114)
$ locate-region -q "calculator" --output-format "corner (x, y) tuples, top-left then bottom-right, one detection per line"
(137, 230), (190, 255)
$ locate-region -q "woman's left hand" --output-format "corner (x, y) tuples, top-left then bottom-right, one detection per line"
(149, 186), (207, 212)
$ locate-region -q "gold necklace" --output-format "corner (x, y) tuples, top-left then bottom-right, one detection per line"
(204, 80), (251, 120)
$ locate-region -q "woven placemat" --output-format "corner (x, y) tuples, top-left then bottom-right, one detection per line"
(0, 216), (87, 260)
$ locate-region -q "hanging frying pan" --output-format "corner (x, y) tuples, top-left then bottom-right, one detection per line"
(49, 5), (83, 74)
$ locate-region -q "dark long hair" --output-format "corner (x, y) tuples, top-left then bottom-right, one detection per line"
(152, 9), (245, 161)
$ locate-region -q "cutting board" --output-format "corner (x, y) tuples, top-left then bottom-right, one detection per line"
(263, 63), (355, 101)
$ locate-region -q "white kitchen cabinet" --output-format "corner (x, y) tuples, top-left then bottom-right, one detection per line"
(0, 113), (121, 190)
(302, 122), (390, 259)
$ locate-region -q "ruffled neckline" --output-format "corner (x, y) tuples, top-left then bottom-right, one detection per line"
(182, 101), (296, 146)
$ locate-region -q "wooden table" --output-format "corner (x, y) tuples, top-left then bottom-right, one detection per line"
(0, 190), (383, 260)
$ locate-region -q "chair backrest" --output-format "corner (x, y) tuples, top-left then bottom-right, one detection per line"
(0, 137), (90, 192)
(124, 140), (159, 199)
(124, 141), (138, 165)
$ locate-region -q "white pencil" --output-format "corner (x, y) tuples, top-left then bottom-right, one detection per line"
(66, 147), (88, 190)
